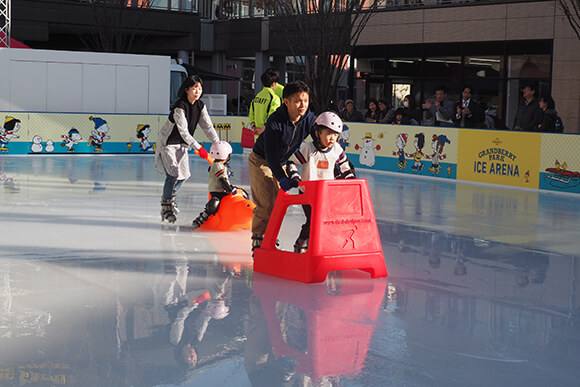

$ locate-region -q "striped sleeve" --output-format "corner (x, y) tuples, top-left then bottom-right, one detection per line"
(335, 147), (355, 179)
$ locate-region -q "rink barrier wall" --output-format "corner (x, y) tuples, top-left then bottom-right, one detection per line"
(1, 112), (579, 195)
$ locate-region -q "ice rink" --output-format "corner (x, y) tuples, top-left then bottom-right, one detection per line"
(1, 154), (579, 387)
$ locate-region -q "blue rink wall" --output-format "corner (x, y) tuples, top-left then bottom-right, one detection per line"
(1, 112), (578, 195)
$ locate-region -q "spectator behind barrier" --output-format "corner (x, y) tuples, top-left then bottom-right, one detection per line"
(342, 99), (363, 122)
(538, 95), (564, 133)
(513, 83), (542, 131)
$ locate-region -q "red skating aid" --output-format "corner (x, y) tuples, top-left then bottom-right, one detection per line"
(253, 179), (388, 283)
(253, 271), (388, 380)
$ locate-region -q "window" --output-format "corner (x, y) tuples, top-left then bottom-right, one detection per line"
(464, 56), (503, 78)
(424, 56), (462, 78)
(508, 55), (550, 79)
(389, 58), (422, 77)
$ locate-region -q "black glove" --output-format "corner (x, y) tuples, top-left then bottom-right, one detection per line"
(279, 177), (293, 192)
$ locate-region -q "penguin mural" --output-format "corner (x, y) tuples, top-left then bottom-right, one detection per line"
(137, 124), (153, 152)
(31, 135), (44, 153)
(355, 132), (381, 168)
(406, 132), (425, 172)
(61, 128), (82, 152)
(88, 116), (111, 152)
(0, 116), (21, 152)
(428, 134), (450, 174)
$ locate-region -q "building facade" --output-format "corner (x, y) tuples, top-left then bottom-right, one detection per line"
(7, 0), (580, 132)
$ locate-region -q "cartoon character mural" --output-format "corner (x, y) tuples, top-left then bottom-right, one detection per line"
(88, 116), (110, 152)
(0, 116), (21, 152)
(339, 124), (351, 148)
(1, 172), (20, 193)
(355, 132), (381, 167)
(428, 134), (450, 174)
(544, 159), (580, 189)
(393, 133), (408, 169)
(45, 140), (55, 153)
(406, 132), (425, 172)
(31, 136), (44, 153)
(137, 124), (153, 151)
(61, 128), (82, 152)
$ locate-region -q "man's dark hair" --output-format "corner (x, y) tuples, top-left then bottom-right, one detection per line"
(261, 68), (280, 88)
(462, 84), (474, 94)
(282, 80), (310, 100)
(435, 85), (447, 94)
(522, 82), (536, 92)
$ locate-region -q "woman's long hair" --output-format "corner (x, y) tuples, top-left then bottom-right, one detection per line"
(177, 75), (204, 100)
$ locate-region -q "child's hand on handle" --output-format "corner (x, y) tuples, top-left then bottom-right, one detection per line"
(291, 176), (301, 187)
(279, 177), (293, 192)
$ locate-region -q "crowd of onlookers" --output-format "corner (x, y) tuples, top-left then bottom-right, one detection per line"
(338, 83), (564, 133)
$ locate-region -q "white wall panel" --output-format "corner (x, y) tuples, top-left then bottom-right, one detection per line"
(47, 62), (82, 112)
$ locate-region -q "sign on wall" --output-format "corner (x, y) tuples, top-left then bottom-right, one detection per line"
(457, 130), (541, 189)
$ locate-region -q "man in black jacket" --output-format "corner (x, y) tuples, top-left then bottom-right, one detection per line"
(248, 81), (317, 252)
(513, 83), (543, 131)
(454, 85), (485, 128)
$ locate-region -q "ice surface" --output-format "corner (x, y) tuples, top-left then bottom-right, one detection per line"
(0, 154), (579, 387)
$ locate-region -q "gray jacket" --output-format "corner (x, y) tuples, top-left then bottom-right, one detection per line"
(424, 97), (456, 127)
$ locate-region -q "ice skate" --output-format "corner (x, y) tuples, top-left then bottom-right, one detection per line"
(160, 199), (177, 223)
(192, 210), (210, 229)
(293, 238), (309, 254)
(171, 195), (180, 214)
(251, 234), (263, 257)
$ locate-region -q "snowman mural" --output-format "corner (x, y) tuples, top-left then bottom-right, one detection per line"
(0, 116), (21, 152)
(31, 135), (44, 153)
(136, 124), (153, 152)
(45, 140), (55, 153)
(355, 132), (381, 167)
(61, 128), (82, 152)
(88, 116), (111, 152)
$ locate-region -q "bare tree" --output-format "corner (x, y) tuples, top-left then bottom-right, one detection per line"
(79, 0), (154, 53)
(559, 0), (580, 40)
(263, 0), (379, 113)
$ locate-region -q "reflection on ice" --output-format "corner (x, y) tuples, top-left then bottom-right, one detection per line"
(0, 155), (579, 386)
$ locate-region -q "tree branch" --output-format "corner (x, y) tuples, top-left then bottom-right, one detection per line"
(558, 0), (580, 40)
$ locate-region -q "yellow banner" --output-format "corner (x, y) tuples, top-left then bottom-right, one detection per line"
(457, 130), (541, 188)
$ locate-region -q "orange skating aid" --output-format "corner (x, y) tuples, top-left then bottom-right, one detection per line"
(253, 179), (388, 283)
(200, 192), (256, 231)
